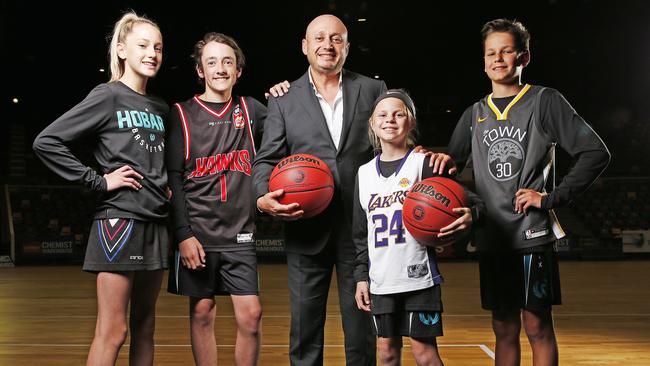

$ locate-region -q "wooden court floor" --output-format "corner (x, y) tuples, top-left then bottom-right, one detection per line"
(1, 260), (649, 365)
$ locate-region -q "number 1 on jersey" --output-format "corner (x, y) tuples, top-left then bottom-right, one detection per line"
(220, 175), (227, 202)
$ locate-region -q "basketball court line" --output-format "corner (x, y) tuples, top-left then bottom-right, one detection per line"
(0, 343), (496, 359)
(478, 344), (496, 359)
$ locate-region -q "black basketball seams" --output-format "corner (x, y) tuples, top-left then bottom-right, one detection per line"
(304, 193), (334, 215)
(402, 219), (442, 234)
(270, 165), (333, 182)
(407, 196), (460, 220)
(284, 185), (334, 193)
(421, 178), (466, 206)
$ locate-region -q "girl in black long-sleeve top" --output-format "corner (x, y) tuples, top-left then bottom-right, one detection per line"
(33, 12), (168, 365)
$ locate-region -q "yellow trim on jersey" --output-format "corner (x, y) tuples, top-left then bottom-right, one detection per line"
(486, 84), (532, 120)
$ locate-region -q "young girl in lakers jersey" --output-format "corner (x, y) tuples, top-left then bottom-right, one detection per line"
(353, 89), (476, 365)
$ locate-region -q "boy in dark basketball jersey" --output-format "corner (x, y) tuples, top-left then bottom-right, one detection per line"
(166, 33), (266, 365)
(447, 19), (610, 365)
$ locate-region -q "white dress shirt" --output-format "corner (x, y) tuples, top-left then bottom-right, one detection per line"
(308, 67), (344, 149)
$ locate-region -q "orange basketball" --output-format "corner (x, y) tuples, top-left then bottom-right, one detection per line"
(403, 177), (468, 246)
(268, 154), (334, 219)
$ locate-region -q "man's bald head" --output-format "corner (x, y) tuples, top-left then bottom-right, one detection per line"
(305, 15), (348, 39)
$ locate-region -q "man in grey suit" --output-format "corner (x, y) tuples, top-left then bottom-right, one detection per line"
(252, 14), (385, 365)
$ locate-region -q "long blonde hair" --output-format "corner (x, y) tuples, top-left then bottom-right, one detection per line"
(108, 11), (160, 82)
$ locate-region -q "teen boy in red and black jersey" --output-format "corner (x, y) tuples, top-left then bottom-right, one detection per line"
(166, 33), (266, 365)
(170, 93), (262, 252)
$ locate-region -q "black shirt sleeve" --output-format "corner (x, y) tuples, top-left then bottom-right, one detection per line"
(352, 172), (369, 283)
(32, 84), (111, 192)
(447, 105), (474, 174)
(421, 155), (435, 180)
(465, 189), (485, 227)
(537, 89), (610, 208)
(248, 97), (269, 215)
(247, 97), (268, 149)
(165, 105), (194, 244)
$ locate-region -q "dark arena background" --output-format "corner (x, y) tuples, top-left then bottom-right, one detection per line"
(1, 1), (649, 365)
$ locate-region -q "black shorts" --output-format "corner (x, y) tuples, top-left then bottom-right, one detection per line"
(479, 244), (562, 312)
(371, 286), (443, 338)
(83, 218), (168, 272)
(168, 249), (259, 297)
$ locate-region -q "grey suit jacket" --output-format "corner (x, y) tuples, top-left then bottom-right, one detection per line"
(253, 69), (387, 255)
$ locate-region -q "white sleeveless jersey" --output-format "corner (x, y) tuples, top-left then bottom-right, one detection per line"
(357, 151), (442, 295)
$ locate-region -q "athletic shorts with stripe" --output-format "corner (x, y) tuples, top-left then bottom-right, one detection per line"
(83, 218), (169, 272)
(370, 285), (443, 338)
(168, 249), (259, 297)
(479, 243), (562, 312)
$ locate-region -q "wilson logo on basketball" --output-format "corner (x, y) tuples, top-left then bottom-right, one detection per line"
(277, 155), (321, 169)
(411, 183), (451, 207)
(413, 206), (425, 221)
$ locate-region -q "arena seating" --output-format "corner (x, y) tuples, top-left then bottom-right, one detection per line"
(555, 177), (650, 258)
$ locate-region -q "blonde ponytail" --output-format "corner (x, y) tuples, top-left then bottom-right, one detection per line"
(108, 11), (159, 82)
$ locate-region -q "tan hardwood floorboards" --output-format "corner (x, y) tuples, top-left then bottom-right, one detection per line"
(1, 261), (649, 365)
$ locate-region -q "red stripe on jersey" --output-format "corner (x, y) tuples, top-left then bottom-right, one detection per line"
(174, 103), (191, 161)
(239, 96), (257, 156)
(193, 95), (233, 118)
(220, 175), (227, 202)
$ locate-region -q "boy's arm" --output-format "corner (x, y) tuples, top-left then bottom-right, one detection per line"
(538, 89), (611, 209)
(447, 106), (474, 173)
(165, 106), (194, 245)
(465, 189), (485, 227)
(421, 158), (485, 235)
(352, 173), (370, 283)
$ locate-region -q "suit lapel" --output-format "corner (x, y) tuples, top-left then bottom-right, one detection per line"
(294, 72), (337, 151)
(338, 70), (360, 155)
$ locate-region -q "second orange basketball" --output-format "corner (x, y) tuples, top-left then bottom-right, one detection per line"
(268, 154), (334, 218)
(402, 177), (468, 246)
